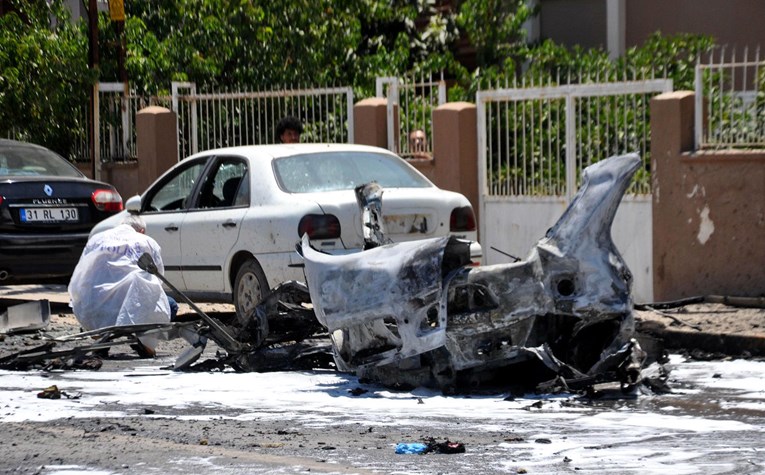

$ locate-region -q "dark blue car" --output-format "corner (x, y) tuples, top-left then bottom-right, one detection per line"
(0, 139), (123, 284)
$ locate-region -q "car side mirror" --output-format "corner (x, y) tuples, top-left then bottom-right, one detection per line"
(126, 195), (142, 214)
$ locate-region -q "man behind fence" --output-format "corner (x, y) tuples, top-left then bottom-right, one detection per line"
(408, 129), (430, 159)
(68, 214), (177, 358)
(276, 115), (303, 143)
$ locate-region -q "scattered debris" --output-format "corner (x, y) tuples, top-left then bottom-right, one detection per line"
(0, 300), (50, 334)
(141, 255), (332, 372)
(395, 438), (466, 454)
(426, 438), (465, 454)
(0, 322), (191, 371)
(0, 273), (331, 374)
(37, 385), (61, 399)
(36, 384), (81, 400)
(395, 442), (427, 454)
(641, 305), (702, 330)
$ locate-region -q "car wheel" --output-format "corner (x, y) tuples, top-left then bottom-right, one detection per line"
(233, 259), (269, 325)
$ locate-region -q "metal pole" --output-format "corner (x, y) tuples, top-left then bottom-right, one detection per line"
(88, 0), (99, 178)
(565, 95), (576, 202)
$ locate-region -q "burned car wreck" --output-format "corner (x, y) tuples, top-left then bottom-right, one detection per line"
(299, 153), (650, 393)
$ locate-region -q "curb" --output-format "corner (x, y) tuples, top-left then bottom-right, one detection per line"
(657, 329), (765, 357)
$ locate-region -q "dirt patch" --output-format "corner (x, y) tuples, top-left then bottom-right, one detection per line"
(635, 301), (765, 358)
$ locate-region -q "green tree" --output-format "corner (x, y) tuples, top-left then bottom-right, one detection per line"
(99, 0), (459, 96)
(0, 0), (95, 157)
(456, 0), (535, 71)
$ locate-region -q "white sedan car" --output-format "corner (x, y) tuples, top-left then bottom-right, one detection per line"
(91, 144), (481, 319)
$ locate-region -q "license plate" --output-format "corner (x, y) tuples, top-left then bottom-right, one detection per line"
(384, 214), (431, 234)
(20, 207), (79, 223)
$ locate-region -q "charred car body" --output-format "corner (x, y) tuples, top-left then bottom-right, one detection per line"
(300, 153), (648, 392)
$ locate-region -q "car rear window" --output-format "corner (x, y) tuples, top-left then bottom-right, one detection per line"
(273, 151), (432, 193)
(0, 143), (83, 178)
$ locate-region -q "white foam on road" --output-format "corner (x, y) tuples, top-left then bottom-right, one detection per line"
(2, 354), (765, 474)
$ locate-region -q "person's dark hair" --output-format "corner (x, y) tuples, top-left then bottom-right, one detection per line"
(276, 116), (303, 142)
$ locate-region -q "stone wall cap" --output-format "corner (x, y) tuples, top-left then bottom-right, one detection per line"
(436, 102), (476, 111)
(138, 105), (172, 115)
(355, 97), (387, 107)
(653, 91), (694, 100)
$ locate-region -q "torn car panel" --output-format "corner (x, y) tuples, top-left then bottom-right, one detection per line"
(301, 153), (645, 391)
(301, 234), (470, 371)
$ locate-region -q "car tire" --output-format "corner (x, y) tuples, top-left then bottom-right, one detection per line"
(233, 259), (269, 325)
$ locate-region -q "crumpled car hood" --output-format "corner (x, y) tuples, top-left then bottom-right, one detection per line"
(301, 153), (644, 392)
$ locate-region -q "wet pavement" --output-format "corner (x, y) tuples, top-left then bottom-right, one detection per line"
(2, 285), (765, 474)
(1, 355), (764, 474)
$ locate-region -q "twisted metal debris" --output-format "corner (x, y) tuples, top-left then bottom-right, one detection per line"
(301, 153), (647, 392)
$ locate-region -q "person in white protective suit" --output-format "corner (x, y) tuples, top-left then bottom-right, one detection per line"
(68, 214), (177, 358)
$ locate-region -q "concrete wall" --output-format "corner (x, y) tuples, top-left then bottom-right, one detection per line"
(626, 0), (765, 49)
(100, 162), (142, 199)
(537, 0), (765, 53)
(651, 91), (765, 300)
(133, 106), (178, 196)
(539, 0), (607, 49)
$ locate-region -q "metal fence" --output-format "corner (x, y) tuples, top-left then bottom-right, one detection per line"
(5, 101), (91, 164)
(695, 46), (765, 150)
(172, 83), (354, 161)
(83, 82), (354, 165)
(477, 75), (673, 198)
(95, 83), (171, 164)
(376, 73), (447, 159)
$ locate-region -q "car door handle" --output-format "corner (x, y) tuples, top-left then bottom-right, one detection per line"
(222, 221), (237, 228)
(164, 224), (179, 232)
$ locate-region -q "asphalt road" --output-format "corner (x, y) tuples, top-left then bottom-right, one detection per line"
(2, 285), (765, 474)
(1, 352), (765, 474)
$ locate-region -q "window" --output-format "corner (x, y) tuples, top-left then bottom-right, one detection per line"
(0, 143), (82, 178)
(273, 151), (432, 193)
(194, 158), (248, 209)
(145, 161), (206, 212)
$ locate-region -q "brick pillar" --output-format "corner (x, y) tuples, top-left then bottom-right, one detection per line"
(136, 106), (178, 191)
(651, 91), (695, 300)
(651, 91), (765, 300)
(431, 102), (479, 229)
(353, 98), (388, 147)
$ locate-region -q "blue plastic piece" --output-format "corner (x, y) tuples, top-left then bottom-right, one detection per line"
(395, 442), (428, 454)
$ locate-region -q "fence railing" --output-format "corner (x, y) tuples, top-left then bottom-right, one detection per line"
(376, 73), (447, 159)
(477, 79), (673, 199)
(695, 46), (765, 150)
(172, 84), (354, 161)
(84, 83), (354, 165)
(95, 83), (171, 166)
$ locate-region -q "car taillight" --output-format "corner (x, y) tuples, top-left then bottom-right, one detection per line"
(450, 206), (476, 232)
(92, 189), (124, 212)
(298, 214), (341, 240)
(0, 196), (3, 206)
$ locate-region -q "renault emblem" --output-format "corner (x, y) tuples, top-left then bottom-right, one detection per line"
(44, 184), (53, 196)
